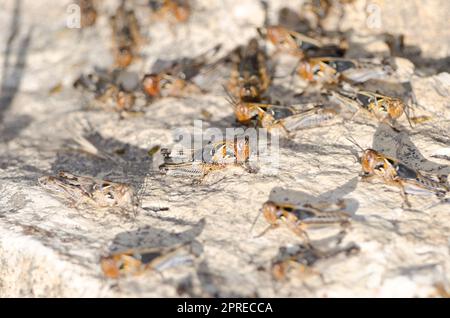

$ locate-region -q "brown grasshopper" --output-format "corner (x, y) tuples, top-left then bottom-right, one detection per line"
(78, 0), (97, 28)
(38, 171), (140, 214)
(348, 139), (450, 206)
(142, 44), (221, 99)
(253, 200), (352, 240)
(297, 57), (395, 84)
(227, 38), (271, 103)
(101, 243), (196, 278)
(332, 89), (409, 126)
(73, 71), (138, 114)
(160, 137), (255, 178)
(149, 0), (191, 23)
(110, 3), (143, 68)
(271, 242), (360, 281)
(225, 89), (340, 133)
(257, 25), (346, 58)
(302, 0), (356, 31)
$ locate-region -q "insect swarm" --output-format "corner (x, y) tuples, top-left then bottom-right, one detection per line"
(101, 243), (196, 279)
(271, 242), (360, 281)
(253, 199), (352, 240)
(38, 171), (140, 214)
(110, 3), (143, 68)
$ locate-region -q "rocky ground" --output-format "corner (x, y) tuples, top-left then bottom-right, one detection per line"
(0, 0), (449, 297)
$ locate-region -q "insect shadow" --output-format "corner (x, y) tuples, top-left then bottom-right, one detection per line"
(266, 177), (360, 246)
(107, 218), (205, 254)
(0, 0), (33, 142)
(372, 122), (450, 176)
(50, 129), (158, 194)
(268, 176), (360, 217)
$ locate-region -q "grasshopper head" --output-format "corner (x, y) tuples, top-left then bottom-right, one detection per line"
(142, 74), (161, 97)
(361, 149), (385, 175)
(116, 46), (133, 68)
(262, 201), (281, 225)
(386, 97), (405, 120)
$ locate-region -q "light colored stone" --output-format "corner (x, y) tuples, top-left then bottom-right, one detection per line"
(0, 0), (449, 297)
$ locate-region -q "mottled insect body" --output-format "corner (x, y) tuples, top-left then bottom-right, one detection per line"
(38, 171), (140, 214)
(160, 138), (254, 178)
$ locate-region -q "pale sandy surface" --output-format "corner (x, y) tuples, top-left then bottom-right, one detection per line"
(0, 0), (449, 297)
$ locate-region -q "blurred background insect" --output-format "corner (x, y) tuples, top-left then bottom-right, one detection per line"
(38, 171), (140, 215)
(101, 242), (197, 278)
(227, 38), (271, 103)
(271, 242), (360, 281)
(110, 3), (143, 68)
(142, 44), (222, 99)
(252, 199), (352, 240)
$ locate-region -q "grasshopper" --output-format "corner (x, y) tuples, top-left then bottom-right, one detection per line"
(298, 57), (395, 84)
(142, 44), (221, 99)
(257, 25), (346, 58)
(38, 171), (140, 214)
(149, 0), (191, 23)
(101, 243), (196, 278)
(253, 200), (352, 240)
(302, 0), (356, 31)
(78, 0), (97, 28)
(332, 89), (409, 126)
(74, 71), (138, 114)
(348, 138), (450, 206)
(225, 90), (340, 133)
(160, 137), (254, 178)
(227, 38), (271, 103)
(359, 149), (449, 206)
(110, 3), (143, 68)
(271, 242), (360, 281)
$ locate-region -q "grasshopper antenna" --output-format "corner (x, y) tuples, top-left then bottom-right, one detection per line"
(222, 85), (238, 109)
(346, 136), (365, 152)
(404, 102), (414, 129)
(345, 135), (365, 162)
(260, 0), (270, 27)
(249, 207), (264, 237)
